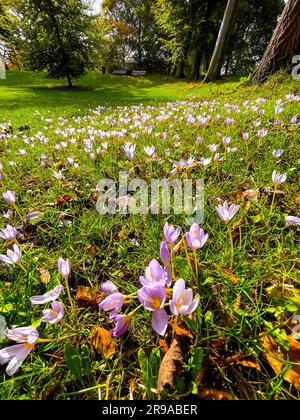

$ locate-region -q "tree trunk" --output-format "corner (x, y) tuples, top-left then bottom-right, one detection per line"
(203, 0), (239, 83)
(248, 0), (300, 85)
(192, 49), (202, 81)
(67, 72), (73, 89)
(175, 60), (185, 78)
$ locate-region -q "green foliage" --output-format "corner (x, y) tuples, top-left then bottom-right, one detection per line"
(2, 0), (100, 86)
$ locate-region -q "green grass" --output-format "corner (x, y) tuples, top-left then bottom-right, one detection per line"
(0, 71), (299, 400)
(0, 71), (241, 128)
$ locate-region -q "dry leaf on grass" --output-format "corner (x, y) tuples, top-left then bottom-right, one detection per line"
(260, 335), (300, 390)
(76, 286), (103, 307)
(199, 388), (234, 400)
(90, 327), (115, 358)
(159, 339), (169, 355)
(56, 195), (72, 206)
(225, 353), (261, 371)
(169, 318), (193, 339)
(157, 338), (184, 396)
(38, 267), (51, 285)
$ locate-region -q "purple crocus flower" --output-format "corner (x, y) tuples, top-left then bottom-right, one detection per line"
(101, 281), (118, 295)
(137, 286), (168, 336)
(0, 244), (22, 265)
(123, 142), (136, 161)
(58, 257), (71, 278)
(99, 293), (124, 313)
(208, 144), (218, 153)
(160, 241), (170, 265)
(42, 301), (64, 324)
(163, 222), (181, 244)
(272, 149), (284, 158)
(272, 171), (287, 185)
(222, 137), (231, 146)
(140, 259), (168, 287)
(2, 191), (16, 205)
(0, 224), (17, 241)
(216, 201), (240, 224)
(30, 285), (65, 305)
(144, 146), (155, 157)
(169, 278), (199, 316)
(111, 313), (132, 337)
(0, 327), (39, 376)
(257, 129), (268, 138)
(185, 224), (208, 250)
(286, 216), (300, 226)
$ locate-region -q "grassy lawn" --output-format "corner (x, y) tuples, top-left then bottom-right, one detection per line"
(1, 71), (241, 127)
(0, 71), (299, 400)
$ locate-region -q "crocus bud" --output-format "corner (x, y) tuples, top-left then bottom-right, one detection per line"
(160, 241), (170, 265)
(3, 191), (16, 205)
(58, 257), (71, 278)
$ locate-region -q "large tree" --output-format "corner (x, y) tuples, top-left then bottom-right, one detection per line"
(248, 0), (300, 84)
(9, 0), (98, 88)
(102, 0), (164, 72)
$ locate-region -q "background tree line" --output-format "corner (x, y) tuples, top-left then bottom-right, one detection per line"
(0, 0), (298, 87)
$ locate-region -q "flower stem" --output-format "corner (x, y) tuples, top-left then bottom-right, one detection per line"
(38, 333), (78, 343)
(13, 204), (23, 219)
(183, 240), (196, 280)
(170, 243), (176, 281)
(193, 248), (199, 281)
(270, 184), (277, 214)
(64, 275), (76, 317)
(227, 224), (234, 270)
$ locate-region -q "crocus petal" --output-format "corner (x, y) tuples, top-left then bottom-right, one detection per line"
(99, 293), (124, 313)
(169, 300), (178, 316)
(4, 344), (33, 376)
(30, 285), (64, 305)
(152, 309), (168, 336)
(173, 278), (185, 303)
(187, 298), (199, 314)
(101, 281), (118, 295)
(0, 255), (14, 265)
(137, 286), (166, 311)
(5, 327), (39, 344)
(112, 314), (132, 337)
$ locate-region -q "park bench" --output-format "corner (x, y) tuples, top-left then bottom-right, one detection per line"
(131, 70), (147, 76)
(112, 70), (128, 75)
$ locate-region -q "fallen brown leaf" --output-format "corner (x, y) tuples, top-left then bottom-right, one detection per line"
(38, 267), (51, 285)
(90, 327), (115, 358)
(260, 335), (300, 390)
(56, 195), (72, 206)
(76, 286), (103, 307)
(157, 338), (184, 396)
(199, 388), (234, 400)
(159, 339), (169, 355)
(169, 318), (193, 339)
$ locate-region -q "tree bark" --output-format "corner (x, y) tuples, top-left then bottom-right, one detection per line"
(248, 0), (300, 85)
(192, 49), (202, 80)
(203, 0), (239, 83)
(67, 72), (73, 89)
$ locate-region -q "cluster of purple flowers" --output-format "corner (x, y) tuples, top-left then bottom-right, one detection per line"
(99, 222), (208, 337)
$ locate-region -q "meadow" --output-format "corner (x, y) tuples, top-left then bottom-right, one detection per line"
(0, 71), (299, 400)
